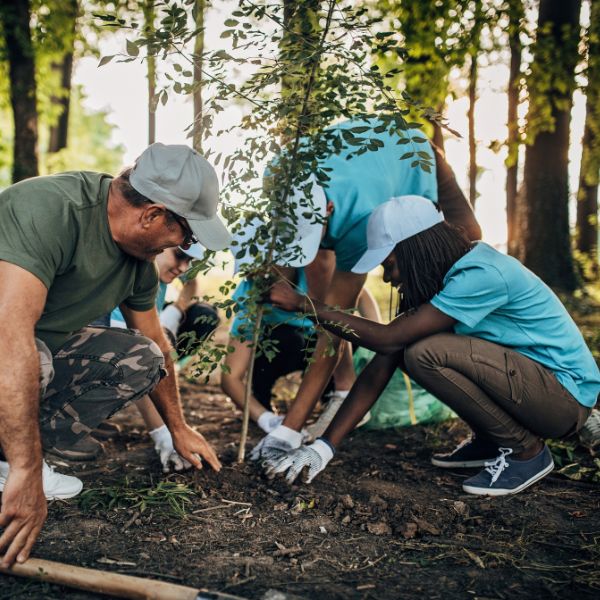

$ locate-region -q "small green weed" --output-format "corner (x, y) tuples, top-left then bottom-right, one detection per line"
(79, 479), (195, 519)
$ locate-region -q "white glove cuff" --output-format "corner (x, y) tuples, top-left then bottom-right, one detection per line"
(159, 305), (184, 337)
(149, 424), (171, 444)
(311, 438), (334, 462)
(270, 424), (303, 447)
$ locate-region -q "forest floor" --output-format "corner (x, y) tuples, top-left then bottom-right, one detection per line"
(2, 289), (600, 600)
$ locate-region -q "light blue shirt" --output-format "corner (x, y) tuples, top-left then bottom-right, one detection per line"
(319, 118), (438, 271)
(231, 269), (313, 340)
(430, 242), (600, 408)
(111, 281), (167, 325)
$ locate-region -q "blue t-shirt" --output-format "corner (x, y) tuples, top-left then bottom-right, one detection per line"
(111, 281), (167, 325)
(231, 269), (313, 339)
(430, 242), (600, 408)
(318, 118), (438, 271)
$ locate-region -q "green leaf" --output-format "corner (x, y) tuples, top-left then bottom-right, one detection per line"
(126, 39), (140, 57)
(224, 19), (239, 27)
(400, 152), (414, 160)
(98, 55), (115, 67)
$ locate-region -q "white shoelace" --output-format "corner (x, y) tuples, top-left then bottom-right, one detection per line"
(484, 447), (513, 486)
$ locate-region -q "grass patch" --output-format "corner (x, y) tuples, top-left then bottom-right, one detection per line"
(79, 479), (195, 519)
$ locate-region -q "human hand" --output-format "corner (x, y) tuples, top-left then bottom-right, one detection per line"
(149, 425), (193, 473)
(249, 425), (303, 466)
(265, 439), (334, 484)
(269, 280), (305, 312)
(0, 466), (47, 567)
(171, 424), (222, 472)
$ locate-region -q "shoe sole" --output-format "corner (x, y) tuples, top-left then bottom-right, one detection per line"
(462, 461), (554, 496)
(431, 457), (496, 469)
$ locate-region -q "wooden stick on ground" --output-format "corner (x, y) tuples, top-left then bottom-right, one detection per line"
(0, 558), (248, 600)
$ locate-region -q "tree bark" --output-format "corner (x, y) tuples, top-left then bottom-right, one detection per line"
(575, 0), (600, 279)
(192, 0), (204, 153)
(0, 0), (38, 181)
(48, 53), (74, 153)
(48, 0), (78, 154)
(144, 0), (156, 145)
(519, 0), (581, 291)
(506, 0), (523, 257)
(468, 53), (478, 209)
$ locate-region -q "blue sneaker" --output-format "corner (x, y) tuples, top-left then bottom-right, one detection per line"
(462, 445), (554, 496)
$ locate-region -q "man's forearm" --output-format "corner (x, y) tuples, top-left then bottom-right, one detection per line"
(0, 334), (43, 471)
(148, 352), (186, 432)
(282, 331), (343, 430)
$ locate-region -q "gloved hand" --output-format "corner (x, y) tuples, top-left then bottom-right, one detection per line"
(256, 411), (285, 433)
(249, 425), (303, 465)
(149, 425), (192, 473)
(265, 438), (334, 484)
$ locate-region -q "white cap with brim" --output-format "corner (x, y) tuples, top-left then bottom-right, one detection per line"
(280, 176), (327, 268)
(129, 142), (232, 251)
(351, 195), (444, 274)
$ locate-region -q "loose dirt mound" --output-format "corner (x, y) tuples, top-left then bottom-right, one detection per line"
(2, 379), (599, 599)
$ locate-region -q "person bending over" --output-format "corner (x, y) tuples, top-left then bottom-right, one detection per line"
(264, 195), (600, 497)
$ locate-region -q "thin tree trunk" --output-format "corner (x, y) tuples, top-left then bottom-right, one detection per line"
(575, 0), (600, 279)
(519, 0), (581, 291)
(48, 53), (74, 153)
(468, 53), (478, 209)
(0, 0), (38, 181)
(192, 0), (204, 153)
(144, 0), (156, 145)
(506, 0), (523, 257)
(48, 0), (78, 154)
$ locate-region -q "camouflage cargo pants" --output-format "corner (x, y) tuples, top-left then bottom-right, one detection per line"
(36, 327), (165, 450)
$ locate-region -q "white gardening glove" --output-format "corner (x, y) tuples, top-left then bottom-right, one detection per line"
(265, 438), (334, 484)
(149, 425), (192, 473)
(249, 425), (303, 466)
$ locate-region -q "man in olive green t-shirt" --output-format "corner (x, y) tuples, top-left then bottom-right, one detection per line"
(0, 143), (231, 568)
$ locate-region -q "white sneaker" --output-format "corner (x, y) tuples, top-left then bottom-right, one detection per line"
(305, 391), (371, 442)
(0, 460), (83, 500)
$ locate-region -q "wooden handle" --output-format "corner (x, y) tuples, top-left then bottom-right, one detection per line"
(0, 558), (246, 600)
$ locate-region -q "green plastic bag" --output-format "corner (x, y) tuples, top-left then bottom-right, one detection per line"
(353, 347), (456, 430)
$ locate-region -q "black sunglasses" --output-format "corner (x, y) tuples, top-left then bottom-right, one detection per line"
(167, 210), (199, 248)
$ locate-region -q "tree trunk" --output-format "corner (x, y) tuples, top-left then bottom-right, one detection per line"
(468, 52), (478, 209)
(144, 0), (156, 145)
(192, 0), (204, 153)
(0, 0), (38, 181)
(519, 0), (581, 291)
(575, 0), (600, 279)
(48, 0), (78, 154)
(506, 0), (523, 257)
(48, 53), (74, 153)
(281, 0), (321, 137)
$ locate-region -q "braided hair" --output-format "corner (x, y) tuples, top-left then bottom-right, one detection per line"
(393, 221), (472, 314)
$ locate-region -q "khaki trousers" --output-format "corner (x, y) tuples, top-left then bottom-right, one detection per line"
(404, 333), (591, 452)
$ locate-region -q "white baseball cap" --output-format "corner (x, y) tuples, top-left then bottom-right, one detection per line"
(352, 195), (444, 273)
(129, 143), (232, 251)
(280, 176), (327, 267)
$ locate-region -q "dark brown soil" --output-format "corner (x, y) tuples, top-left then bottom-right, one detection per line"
(1, 377), (599, 600)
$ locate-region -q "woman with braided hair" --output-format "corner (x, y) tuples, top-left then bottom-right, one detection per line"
(266, 195), (600, 496)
